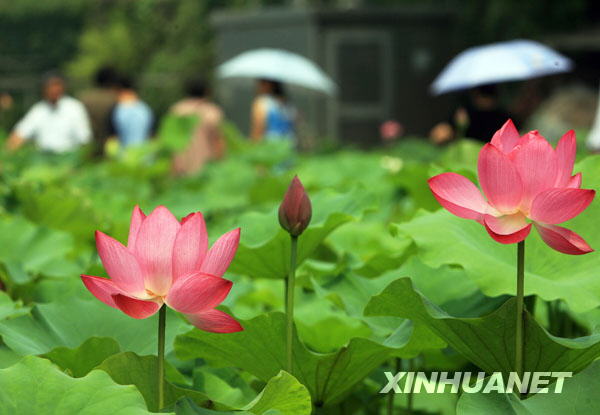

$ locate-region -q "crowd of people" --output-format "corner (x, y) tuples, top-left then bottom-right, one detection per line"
(5, 68), (157, 155)
(3, 67), (298, 175)
(4, 65), (545, 173)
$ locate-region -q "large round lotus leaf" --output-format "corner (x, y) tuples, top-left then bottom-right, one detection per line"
(0, 356), (152, 415)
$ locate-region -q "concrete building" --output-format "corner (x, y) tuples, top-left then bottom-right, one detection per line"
(211, 6), (456, 146)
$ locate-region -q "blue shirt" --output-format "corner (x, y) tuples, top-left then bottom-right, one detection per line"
(261, 95), (296, 141)
(113, 101), (153, 147)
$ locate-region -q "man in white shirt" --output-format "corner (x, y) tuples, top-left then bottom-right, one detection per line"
(7, 74), (91, 153)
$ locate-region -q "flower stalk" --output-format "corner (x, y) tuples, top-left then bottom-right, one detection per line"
(406, 358), (414, 413)
(279, 176), (311, 376)
(286, 235), (298, 374)
(515, 241), (525, 381)
(386, 358), (402, 415)
(157, 304), (166, 410)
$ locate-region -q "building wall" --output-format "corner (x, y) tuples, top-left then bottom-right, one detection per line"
(212, 7), (458, 145)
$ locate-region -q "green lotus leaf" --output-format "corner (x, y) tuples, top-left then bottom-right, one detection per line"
(242, 371), (312, 415)
(97, 352), (218, 412)
(0, 297), (189, 356)
(0, 215), (79, 283)
(0, 291), (29, 320)
(456, 360), (600, 414)
(0, 356), (153, 414)
(174, 312), (393, 406)
(366, 278), (600, 376)
(42, 336), (121, 378)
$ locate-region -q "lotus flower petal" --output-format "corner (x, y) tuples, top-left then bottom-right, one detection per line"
(112, 295), (162, 319)
(200, 228), (240, 278)
(511, 132), (558, 208)
(535, 223), (593, 255)
(180, 212), (195, 224)
(530, 188), (595, 224)
(554, 130), (576, 187)
(483, 213), (529, 235)
(127, 205), (146, 251)
(567, 173), (582, 189)
(165, 272), (232, 314)
(428, 173), (489, 222)
(134, 206), (180, 296)
(490, 119), (520, 154)
(484, 222), (532, 244)
(95, 231), (145, 295)
(172, 212), (208, 281)
(478, 144), (523, 213)
(185, 309), (243, 333)
(81, 275), (123, 309)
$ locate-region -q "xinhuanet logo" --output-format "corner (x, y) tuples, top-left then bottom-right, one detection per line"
(380, 371), (572, 394)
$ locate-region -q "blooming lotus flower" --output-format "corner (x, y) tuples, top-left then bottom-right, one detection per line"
(81, 205), (242, 333)
(428, 120), (595, 255)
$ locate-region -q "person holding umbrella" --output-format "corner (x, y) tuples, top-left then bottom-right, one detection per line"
(250, 79), (297, 142)
(429, 39), (573, 144)
(430, 84), (512, 144)
(216, 48), (337, 143)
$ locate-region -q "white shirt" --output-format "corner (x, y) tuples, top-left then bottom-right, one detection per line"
(15, 96), (92, 153)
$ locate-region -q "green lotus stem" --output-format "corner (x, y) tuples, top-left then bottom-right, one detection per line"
(406, 358), (414, 413)
(157, 305), (166, 410)
(386, 383), (393, 414)
(386, 362), (394, 415)
(286, 235), (298, 374)
(515, 241), (525, 382)
(386, 358), (402, 415)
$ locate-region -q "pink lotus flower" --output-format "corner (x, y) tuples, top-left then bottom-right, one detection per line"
(428, 120), (595, 255)
(81, 205), (242, 333)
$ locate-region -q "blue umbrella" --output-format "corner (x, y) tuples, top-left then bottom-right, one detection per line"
(431, 39), (573, 95)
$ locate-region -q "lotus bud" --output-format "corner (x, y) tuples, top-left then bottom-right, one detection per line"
(279, 176), (312, 237)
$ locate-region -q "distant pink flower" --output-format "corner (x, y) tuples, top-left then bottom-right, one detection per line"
(81, 206), (242, 333)
(428, 120), (595, 255)
(380, 120), (403, 141)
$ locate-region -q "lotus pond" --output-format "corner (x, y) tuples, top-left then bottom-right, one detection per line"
(1, 124), (600, 415)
